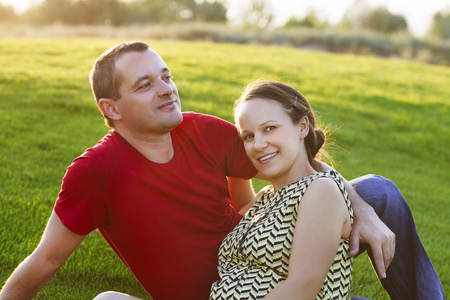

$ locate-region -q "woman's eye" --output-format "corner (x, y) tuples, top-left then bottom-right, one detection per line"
(243, 134), (253, 141)
(265, 126), (275, 132)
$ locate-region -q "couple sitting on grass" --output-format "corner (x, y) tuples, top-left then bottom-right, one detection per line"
(0, 41), (444, 300)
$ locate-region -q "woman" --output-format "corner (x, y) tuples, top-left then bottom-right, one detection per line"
(210, 80), (353, 299)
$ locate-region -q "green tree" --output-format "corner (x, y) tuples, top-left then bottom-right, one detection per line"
(128, 0), (167, 23)
(363, 7), (408, 33)
(429, 10), (450, 40)
(129, 0), (199, 23)
(194, 0), (227, 22)
(339, 1), (408, 34)
(167, 0), (198, 22)
(283, 11), (328, 29)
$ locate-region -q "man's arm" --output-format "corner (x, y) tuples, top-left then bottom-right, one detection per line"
(344, 180), (395, 278)
(0, 211), (86, 300)
(227, 177), (256, 215)
(316, 160), (395, 279)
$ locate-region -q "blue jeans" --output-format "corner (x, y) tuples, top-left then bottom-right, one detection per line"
(351, 175), (446, 300)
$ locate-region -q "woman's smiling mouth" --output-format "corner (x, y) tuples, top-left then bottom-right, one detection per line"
(258, 152), (278, 162)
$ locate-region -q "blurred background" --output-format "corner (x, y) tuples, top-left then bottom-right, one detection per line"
(0, 0), (449, 65)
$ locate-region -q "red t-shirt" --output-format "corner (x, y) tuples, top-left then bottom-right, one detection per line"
(54, 112), (257, 300)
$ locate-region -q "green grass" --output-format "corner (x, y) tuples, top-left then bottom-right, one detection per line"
(0, 38), (448, 299)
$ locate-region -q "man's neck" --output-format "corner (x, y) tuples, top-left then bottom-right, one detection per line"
(114, 128), (175, 163)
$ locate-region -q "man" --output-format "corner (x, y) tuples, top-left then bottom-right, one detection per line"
(0, 42), (444, 300)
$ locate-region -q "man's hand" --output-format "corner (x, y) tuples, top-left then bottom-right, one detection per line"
(348, 196), (396, 279)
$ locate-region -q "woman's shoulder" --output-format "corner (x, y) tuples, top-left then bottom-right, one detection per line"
(308, 170), (345, 189)
(304, 173), (345, 204)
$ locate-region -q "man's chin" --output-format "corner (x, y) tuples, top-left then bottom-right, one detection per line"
(165, 112), (183, 130)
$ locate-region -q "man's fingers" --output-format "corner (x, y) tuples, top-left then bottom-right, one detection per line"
(391, 234), (396, 265)
(348, 231), (360, 257)
(381, 242), (391, 275)
(371, 243), (387, 279)
(383, 232), (396, 271)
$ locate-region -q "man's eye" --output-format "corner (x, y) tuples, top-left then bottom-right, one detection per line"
(138, 82), (151, 89)
(164, 75), (173, 81)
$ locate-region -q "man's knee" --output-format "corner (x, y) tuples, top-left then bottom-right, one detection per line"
(93, 292), (110, 300)
(351, 174), (397, 197)
(93, 292), (116, 300)
(93, 291), (143, 300)
(351, 174), (409, 214)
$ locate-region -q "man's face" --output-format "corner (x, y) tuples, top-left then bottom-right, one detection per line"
(113, 49), (182, 136)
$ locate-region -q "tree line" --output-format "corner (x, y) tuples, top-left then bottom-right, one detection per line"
(0, 0), (227, 25)
(0, 0), (449, 40)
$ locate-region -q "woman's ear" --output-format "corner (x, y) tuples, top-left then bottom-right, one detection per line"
(299, 116), (309, 138)
(98, 98), (121, 121)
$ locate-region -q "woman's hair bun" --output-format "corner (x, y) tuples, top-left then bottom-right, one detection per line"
(311, 128), (325, 158)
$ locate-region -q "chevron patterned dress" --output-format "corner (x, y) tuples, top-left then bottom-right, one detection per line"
(210, 171), (354, 300)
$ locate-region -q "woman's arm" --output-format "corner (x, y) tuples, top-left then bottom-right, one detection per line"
(314, 160), (395, 278)
(263, 178), (351, 300)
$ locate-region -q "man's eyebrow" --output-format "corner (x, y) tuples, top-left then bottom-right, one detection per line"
(132, 75), (150, 89)
(131, 68), (170, 89)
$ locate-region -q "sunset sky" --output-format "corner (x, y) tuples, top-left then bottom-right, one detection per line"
(1, 0), (449, 37)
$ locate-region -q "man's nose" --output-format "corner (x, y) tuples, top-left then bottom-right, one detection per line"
(157, 79), (174, 97)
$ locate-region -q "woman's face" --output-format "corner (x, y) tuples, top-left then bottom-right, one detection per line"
(235, 98), (310, 190)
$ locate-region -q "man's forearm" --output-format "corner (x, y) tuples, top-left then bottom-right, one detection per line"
(342, 178), (376, 219)
(1, 211), (86, 299)
(0, 254), (59, 299)
(228, 177), (256, 213)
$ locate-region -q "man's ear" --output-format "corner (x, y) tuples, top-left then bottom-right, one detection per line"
(98, 98), (121, 121)
(299, 116), (309, 138)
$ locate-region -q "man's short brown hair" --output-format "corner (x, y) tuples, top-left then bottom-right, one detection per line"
(89, 41), (150, 127)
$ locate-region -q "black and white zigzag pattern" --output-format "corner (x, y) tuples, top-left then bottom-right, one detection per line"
(210, 171), (354, 300)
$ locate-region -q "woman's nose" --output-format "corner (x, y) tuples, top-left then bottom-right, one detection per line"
(253, 134), (267, 151)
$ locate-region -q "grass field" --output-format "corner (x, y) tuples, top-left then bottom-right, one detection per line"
(0, 38), (449, 299)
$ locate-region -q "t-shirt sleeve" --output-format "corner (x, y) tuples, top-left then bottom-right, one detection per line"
(221, 119), (256, 179)
(190, 113), (257, 179)
(54, 149), (109, 235)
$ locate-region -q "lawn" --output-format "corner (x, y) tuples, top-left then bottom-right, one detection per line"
(0, 38), (448, 299)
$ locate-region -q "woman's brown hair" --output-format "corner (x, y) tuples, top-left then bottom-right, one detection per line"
(234, 79), (329, 169)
